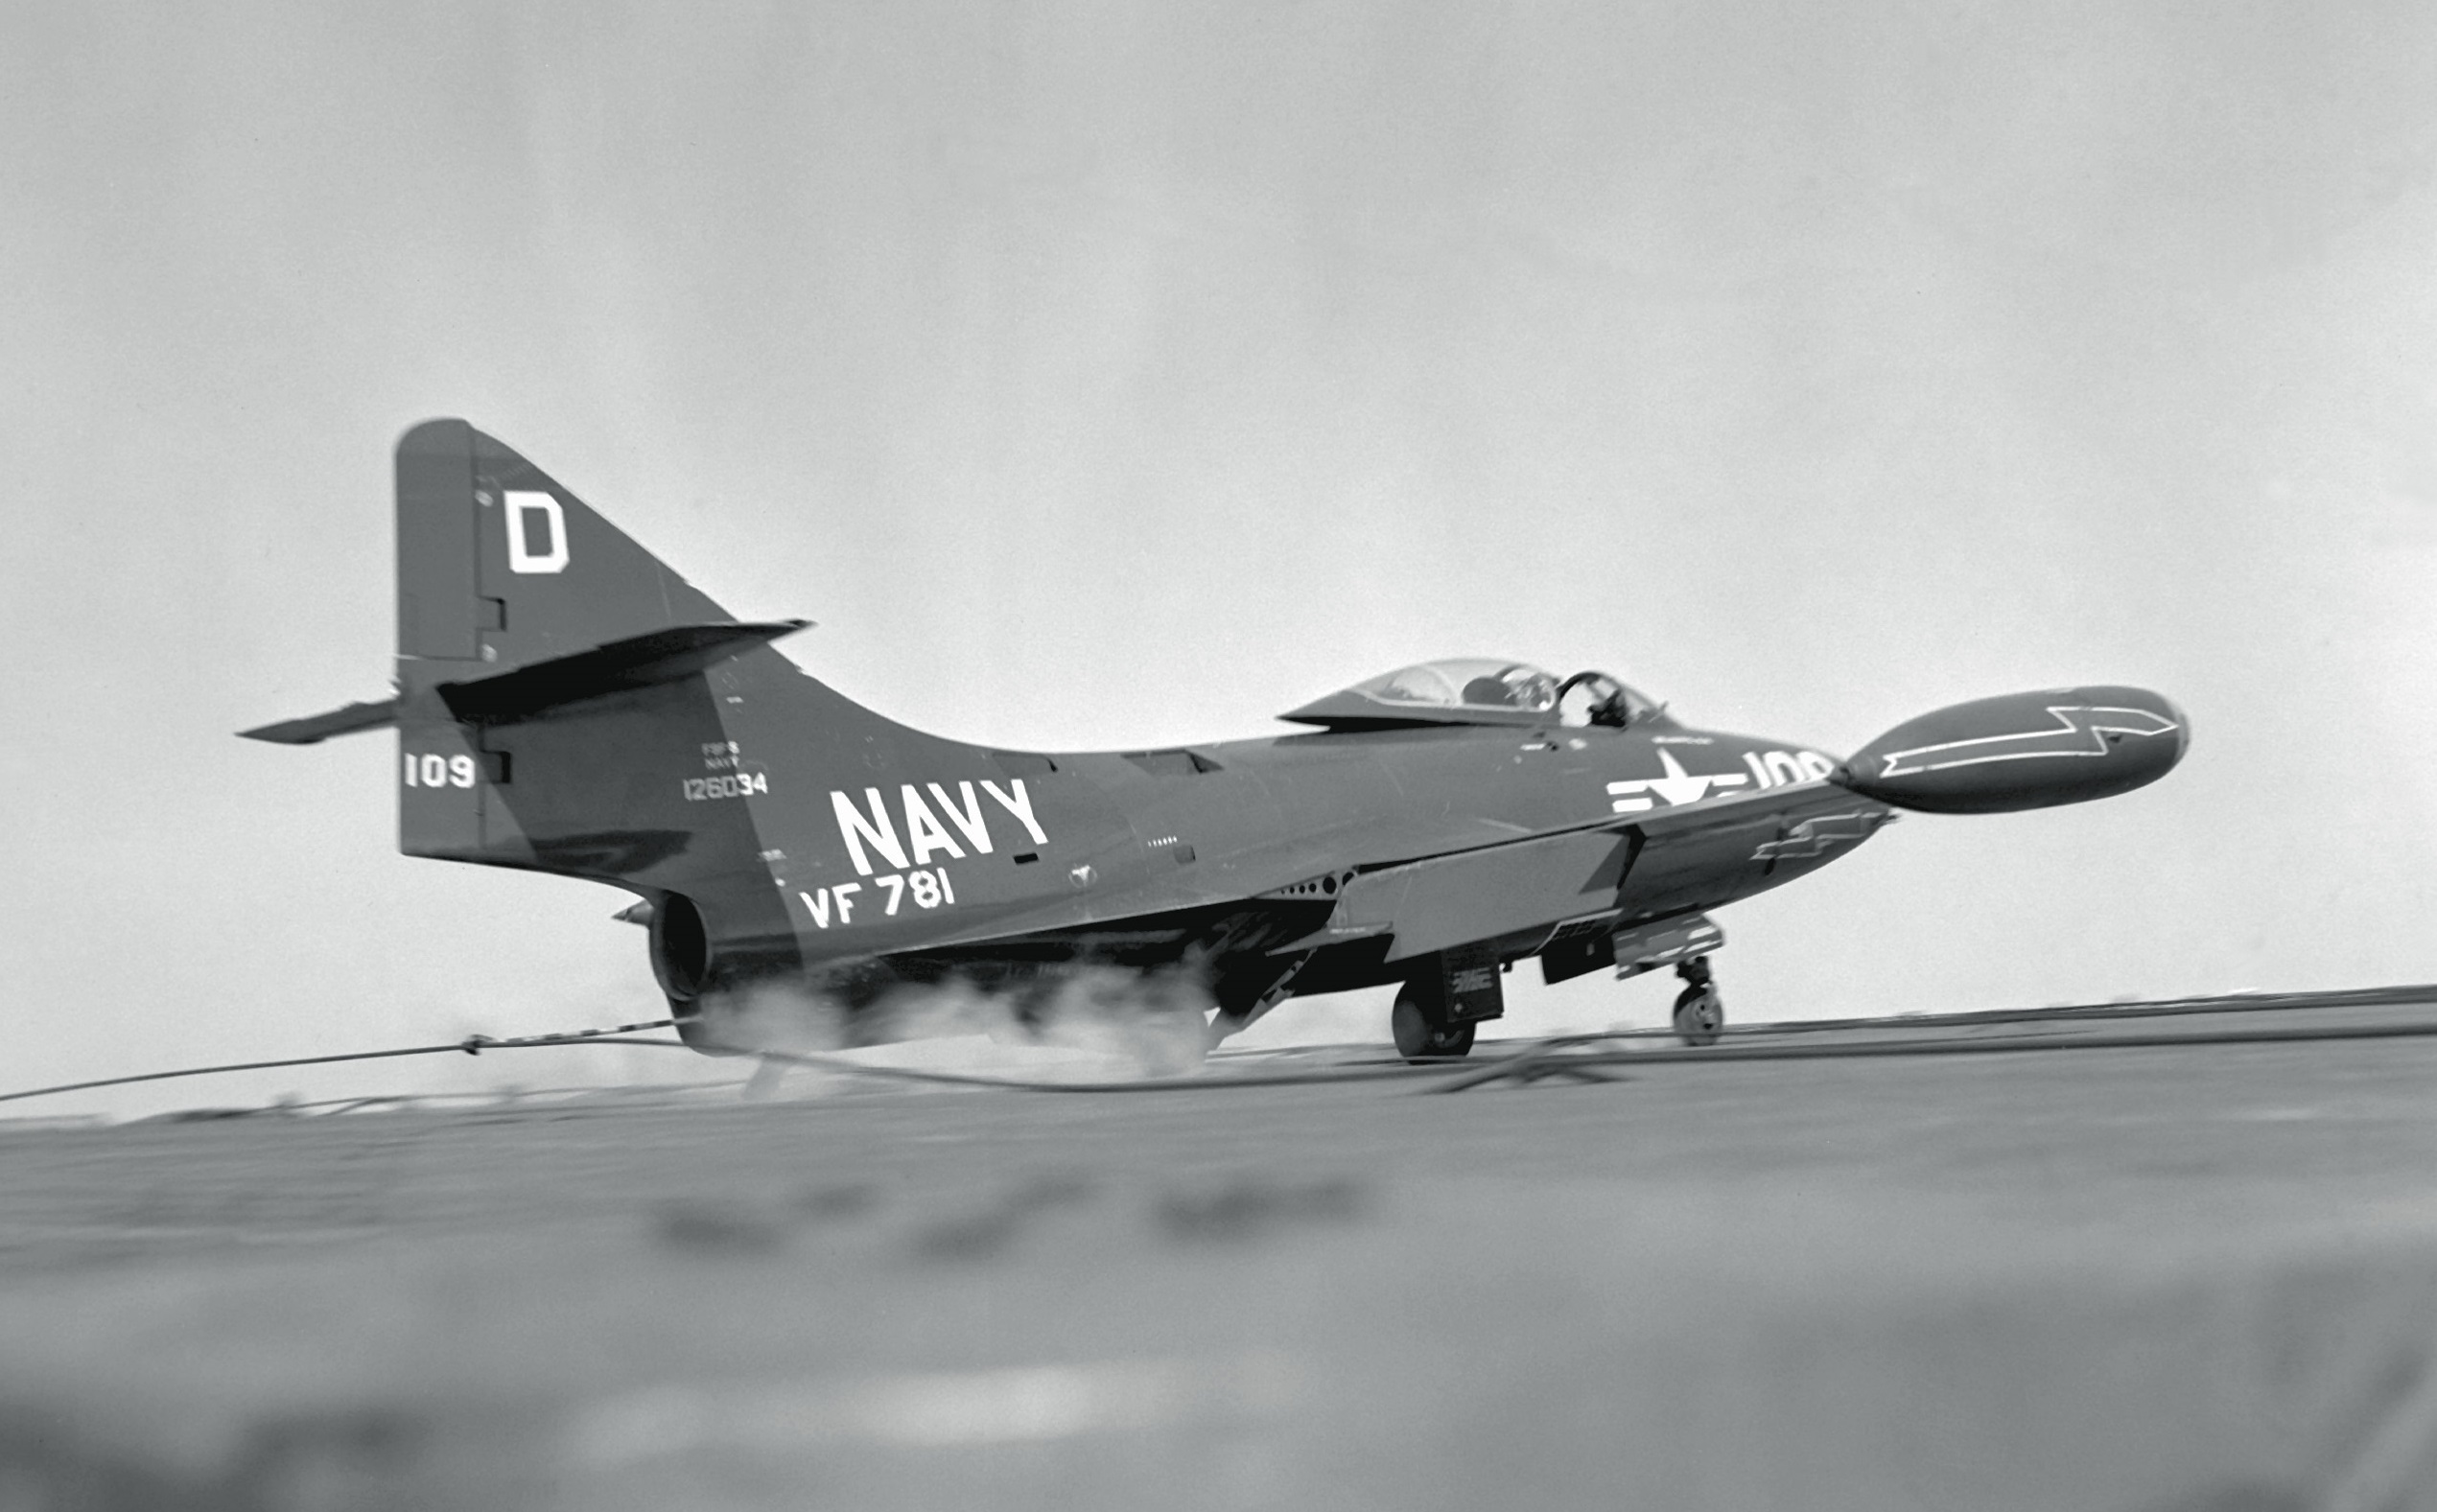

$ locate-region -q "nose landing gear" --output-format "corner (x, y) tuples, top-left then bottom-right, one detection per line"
(1672, 955), (1723, 1046)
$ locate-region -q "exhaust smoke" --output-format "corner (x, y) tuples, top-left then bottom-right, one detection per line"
(688, 965), (1219, 1090)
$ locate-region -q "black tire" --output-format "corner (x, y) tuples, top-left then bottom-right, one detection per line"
(1392, 985), (1478, 1062)
(1391, 991), (1432, 1059)
(1673, 984), (1723, 1047)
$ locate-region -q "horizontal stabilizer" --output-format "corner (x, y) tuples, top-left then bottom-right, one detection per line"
(238, 698), (400, 745)
(435, 619), (809, 725)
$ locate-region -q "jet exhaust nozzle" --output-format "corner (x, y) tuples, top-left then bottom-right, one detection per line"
(1834, 686), (2188, 814)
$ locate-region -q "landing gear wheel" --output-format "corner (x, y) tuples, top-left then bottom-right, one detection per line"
(1670, 953), (1722, 1046)
(1672, 984), (1723, 1047)
(1391, 987), (1478, 1062)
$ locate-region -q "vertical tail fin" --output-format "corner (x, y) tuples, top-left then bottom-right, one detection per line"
(383, 421), (818, 999)
(390, 419), (754, 869)
(248, 418), (996, 1007)
(396, 417), (733, 665)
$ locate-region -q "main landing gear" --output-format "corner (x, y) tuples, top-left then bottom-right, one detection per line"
(1391, 980), (1478, 1061)
(1672, 955), (1723, 1047)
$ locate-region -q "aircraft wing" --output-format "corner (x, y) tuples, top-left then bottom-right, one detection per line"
(882, 779), (1877, 971)
(1279, 779), (1870, 964)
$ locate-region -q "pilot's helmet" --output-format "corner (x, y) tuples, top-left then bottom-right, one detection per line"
(1461, 674), (1512, 707)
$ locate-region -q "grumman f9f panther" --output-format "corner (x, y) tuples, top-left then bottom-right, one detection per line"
(244, 422), (2190, 1060)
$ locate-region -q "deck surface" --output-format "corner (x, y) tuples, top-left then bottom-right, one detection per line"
(7, 993), (2437, 1510)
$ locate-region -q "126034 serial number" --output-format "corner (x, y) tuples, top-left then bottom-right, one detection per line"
(684, 773), (769, 802)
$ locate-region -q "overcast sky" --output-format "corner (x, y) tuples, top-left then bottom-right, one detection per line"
(4, 2), (2432, 1115)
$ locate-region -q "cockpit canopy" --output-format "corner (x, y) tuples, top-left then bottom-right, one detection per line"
(1364, 659), (1559, 714)
(1279, 659), (1663, 732)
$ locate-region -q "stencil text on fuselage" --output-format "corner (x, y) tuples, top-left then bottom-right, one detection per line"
(829, 779), (1047, 875)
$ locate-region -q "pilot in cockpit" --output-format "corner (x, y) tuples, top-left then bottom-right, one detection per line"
(1585, 685), (1634, 728)
(1555, 670), (1643, 729)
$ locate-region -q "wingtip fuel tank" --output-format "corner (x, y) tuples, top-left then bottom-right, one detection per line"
(1834, 686), (2188, 815)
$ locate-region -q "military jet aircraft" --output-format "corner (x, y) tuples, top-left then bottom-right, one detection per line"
(245, 422), (2189, 1060)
